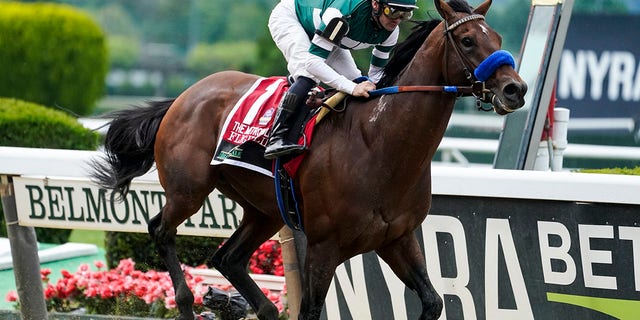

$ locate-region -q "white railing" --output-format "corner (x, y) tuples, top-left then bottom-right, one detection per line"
(439, 108), (639, 168)
(437, 137), (640, 165)
(447, 113), (636, 133)
(2, 146), (639, 205)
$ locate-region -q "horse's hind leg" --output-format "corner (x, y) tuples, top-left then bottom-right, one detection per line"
(376, 233), (443, 320)
(148, 195), (205, 320)
(299, 241), (341, 320)
(211, 206), (283, 320)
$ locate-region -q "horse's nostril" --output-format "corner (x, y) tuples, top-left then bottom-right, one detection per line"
(504, 83), (518, 96)
(504, 82), (526, 98)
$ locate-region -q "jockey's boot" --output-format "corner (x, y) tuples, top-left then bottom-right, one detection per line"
(264, 76), (315, 159)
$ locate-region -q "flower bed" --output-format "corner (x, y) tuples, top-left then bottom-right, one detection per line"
(5, 240), (287, 319)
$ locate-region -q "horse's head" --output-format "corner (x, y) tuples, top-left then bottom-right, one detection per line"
(435, 0), (527, 115)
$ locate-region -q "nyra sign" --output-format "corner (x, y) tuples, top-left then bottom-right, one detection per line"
(557, 14), (640, 119)
(321, 196), (640, 320)
(13, 176), (242, 238)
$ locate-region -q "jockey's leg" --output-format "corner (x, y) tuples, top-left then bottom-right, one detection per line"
(264, 75), (315, 159)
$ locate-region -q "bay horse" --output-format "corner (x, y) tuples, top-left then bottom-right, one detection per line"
(92, 0), (526, 319)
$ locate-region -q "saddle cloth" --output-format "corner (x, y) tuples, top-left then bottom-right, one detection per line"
(210, 76), (320, 177)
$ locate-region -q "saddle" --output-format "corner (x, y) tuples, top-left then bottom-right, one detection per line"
(209, 75), (351, 231)
(285, 87), (346, 137)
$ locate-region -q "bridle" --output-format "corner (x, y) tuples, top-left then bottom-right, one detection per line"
(444, 13), (498, 111)
(368, 13), (516, 112)
(443, 14), (486, 85)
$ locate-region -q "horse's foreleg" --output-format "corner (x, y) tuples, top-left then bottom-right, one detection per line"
(376, 233), (443, 320)
(299, 241), (340, 320)
(148, 207), (196, 320)
(211, 208), (283, 320)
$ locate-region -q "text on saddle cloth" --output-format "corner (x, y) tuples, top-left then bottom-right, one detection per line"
(210, 76), (342, 178)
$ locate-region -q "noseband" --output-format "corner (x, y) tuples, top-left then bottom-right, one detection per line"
(369, 13), (516, 112)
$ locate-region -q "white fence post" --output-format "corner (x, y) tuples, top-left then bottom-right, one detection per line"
(534, 140), (550, 171)
(551, 107), (570, 171)
(1, 175), (48, 319)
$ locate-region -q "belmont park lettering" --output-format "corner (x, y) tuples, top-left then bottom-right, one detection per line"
(14, 177), (242, 237)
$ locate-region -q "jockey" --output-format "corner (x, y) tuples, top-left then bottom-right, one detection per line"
(265, 0), (418, 159)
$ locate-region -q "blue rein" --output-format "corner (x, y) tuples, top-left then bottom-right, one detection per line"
(367, 50), (516, 97)
(369, 85), (463, 96)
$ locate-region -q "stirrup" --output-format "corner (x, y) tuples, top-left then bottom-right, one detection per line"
(264, 143), (305, 159)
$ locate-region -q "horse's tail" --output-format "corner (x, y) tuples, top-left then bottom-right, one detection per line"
(90, 99), (174, 198)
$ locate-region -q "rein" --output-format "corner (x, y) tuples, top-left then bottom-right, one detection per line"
(369, 13), (515, 111)
(368, 81), (485, 96)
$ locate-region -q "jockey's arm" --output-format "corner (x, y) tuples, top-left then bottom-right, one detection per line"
(303, 6), (367, 96)
(304, 52), (359, 95)
(305, 49), (376, 98)
(368, 29), (399, 83)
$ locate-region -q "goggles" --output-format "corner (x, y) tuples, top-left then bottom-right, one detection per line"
(382, 5), (414, 20)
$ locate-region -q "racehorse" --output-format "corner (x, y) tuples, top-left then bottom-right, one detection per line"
(91, 0), (526, 319)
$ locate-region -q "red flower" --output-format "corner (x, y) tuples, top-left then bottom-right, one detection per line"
(94, 260), (105, 270)
(5, 258), (286, 318)
(248, 240), (283, 276)
(77, 263), (90, 273)
(43, 284), (57, 300)
(194, 294), (203, 305)
(5, 291), (18, 302)
(99, 286), (113, 299)
(40, 268), (52, 282)
(164, 295), (177, 309)
(84, 286), (98, 298)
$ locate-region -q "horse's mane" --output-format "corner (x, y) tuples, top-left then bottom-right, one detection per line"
(377, 0), (474, 88)
(448, 0), (473, 13)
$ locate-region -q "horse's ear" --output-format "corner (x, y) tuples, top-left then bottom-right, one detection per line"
(434, 0), (456, 21)
(473, 0), (492, 16)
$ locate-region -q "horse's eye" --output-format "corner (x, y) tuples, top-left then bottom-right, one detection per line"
(461, 37), (474, 48)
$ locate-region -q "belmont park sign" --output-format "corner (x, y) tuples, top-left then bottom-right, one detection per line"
(13, 176), (242, 238)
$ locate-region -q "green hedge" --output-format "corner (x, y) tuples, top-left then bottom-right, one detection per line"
(578, 167), (640, 175)
(0, 98), (100, 243)
(0, 98), (99, 149)
(105, 232), (224, 271)
(0, 2), (108, 116)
